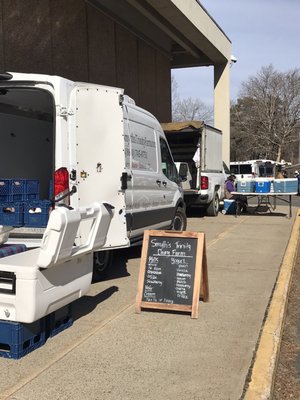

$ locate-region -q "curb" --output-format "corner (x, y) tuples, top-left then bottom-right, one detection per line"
(243, 208), (300, 399)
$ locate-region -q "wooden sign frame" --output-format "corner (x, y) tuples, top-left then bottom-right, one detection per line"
(136, 230), (209, 319)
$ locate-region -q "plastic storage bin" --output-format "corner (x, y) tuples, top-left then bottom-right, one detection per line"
(0, 203), (24, 227)
(255, 180), (271, 193)
(26, 179), (40, 201)
(11, 179), (26, 201)
(236, 180), (256, 193)
(0, 179), (11, 202)
(273, 178), (298, 193)
(222, 199), (236, 214)
(0, 319), (46, 359)
(46, 305), (73, 338)
(24, 200), (51, 227)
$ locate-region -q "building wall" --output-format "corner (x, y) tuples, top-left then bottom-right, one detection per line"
(0, 0), (171, 121)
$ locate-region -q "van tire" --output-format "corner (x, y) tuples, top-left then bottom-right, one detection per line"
(206, 192), (219, 216)
(172, 207), (187, 231)
(92, 250), (113, 282)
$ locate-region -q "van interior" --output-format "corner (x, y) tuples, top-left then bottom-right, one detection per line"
(0, 87), (54, 201)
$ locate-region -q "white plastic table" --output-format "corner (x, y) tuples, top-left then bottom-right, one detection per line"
(231, 192), (298, 218)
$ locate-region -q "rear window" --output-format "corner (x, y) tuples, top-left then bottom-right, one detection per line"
(0, 87), (53, 121)
(240, 165), (252, 174)
(230, 164), (252, 175)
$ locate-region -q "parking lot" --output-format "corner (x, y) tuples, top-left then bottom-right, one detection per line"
(1, 201), (300, 400)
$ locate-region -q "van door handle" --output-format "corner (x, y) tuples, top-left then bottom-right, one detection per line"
(162, 181), (167, 187)
(156, 179), (161, 186)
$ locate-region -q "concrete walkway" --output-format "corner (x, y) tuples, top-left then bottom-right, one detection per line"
(1, 204), (299, 400)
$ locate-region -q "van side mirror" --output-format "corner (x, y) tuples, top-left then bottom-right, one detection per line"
(178, 163), (188, 181)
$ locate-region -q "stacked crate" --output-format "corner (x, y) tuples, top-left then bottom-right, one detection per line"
(0, 305), (73, 359)
(0, 178), (51, 228)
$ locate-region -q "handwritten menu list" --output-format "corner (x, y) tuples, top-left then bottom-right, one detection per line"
(142, 235), (197, 306)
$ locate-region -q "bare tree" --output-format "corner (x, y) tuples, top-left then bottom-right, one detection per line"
(171, 75), (213, 124)
(232, 65), (300, 162)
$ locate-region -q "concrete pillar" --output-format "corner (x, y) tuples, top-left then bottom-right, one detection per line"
(214, 62), (230, 166)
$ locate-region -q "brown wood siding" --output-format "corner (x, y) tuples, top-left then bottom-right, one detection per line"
(115, 24), (139, 102)
(138, 40), (156, 116)
(0, 0), (171, 121)
(87, 3), (116, 86)
(51, 0), (88, 81)
(156, 51), (171, 122)
(2, 0), (52, 73)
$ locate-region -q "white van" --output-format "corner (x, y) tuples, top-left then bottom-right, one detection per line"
(0, 72), (186, 322)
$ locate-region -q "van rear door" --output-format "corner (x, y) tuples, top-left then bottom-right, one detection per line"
(73, 85), (128, 250)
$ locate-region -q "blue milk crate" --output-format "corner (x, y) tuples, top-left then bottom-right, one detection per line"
(236, 180), (256, 193)
(26, 179), (39, 201)
(0, 203), (24, 227)
(274, 178), (298, 193)
(11, 179), (26, 201)
(255, 180), (271, 193)
(46, 305), (73, 338)
(23, 200), (51, 227)
(222, 199), (236, 214)
(0, 318), (46, 359)
(0, 179), (11, 202)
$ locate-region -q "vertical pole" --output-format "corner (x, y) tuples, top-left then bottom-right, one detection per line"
(214, 62), (230, 166)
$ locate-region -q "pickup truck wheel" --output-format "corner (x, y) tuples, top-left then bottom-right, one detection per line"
(92, 250), (113, 282)
(172, 207), (187, 231)
(206, 192), (219, 216)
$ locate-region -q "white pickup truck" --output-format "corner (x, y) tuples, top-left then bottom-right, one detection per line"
(162, 121), (229, 216)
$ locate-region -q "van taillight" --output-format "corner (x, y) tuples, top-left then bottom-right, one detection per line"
(201, 176), (209, 190)
(54, 167), (69, 203)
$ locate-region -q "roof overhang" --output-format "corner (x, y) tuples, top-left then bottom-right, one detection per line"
(86, 0), (231, 68)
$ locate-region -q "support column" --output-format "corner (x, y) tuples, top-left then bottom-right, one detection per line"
(214, 62), (230, 166)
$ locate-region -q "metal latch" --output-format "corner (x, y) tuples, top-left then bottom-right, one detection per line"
(56, 106), (75, 117)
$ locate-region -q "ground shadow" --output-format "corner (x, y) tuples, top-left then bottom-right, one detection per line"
(222, 205), (289, 218)
(72, 286), (119, 321)
(92, 245), (143, 284)
(186, 207), (206, 218)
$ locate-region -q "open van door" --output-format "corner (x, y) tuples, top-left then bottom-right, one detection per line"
(72, 85), (129, 249)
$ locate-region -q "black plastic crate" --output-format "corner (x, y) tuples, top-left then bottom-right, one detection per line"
(0, 319), (46, 359)
(23, 200), (51, 227)
(0, 203), (24, 227)
(46, 305), (73, 338)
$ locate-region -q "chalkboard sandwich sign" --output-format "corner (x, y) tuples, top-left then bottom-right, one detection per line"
(136, 230), (209, 319)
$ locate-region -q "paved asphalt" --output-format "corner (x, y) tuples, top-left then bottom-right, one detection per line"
(0, 196), (299, 400)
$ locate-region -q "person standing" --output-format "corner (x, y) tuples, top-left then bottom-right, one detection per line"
(294, 170), (300, 195)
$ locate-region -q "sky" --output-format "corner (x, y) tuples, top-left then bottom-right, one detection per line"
(173, 0), (300, 105)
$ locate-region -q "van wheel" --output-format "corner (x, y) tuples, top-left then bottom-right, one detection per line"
(206, 192), (219, 216)
(92, 250), (113, 282)
(172, 207), (187, 231)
